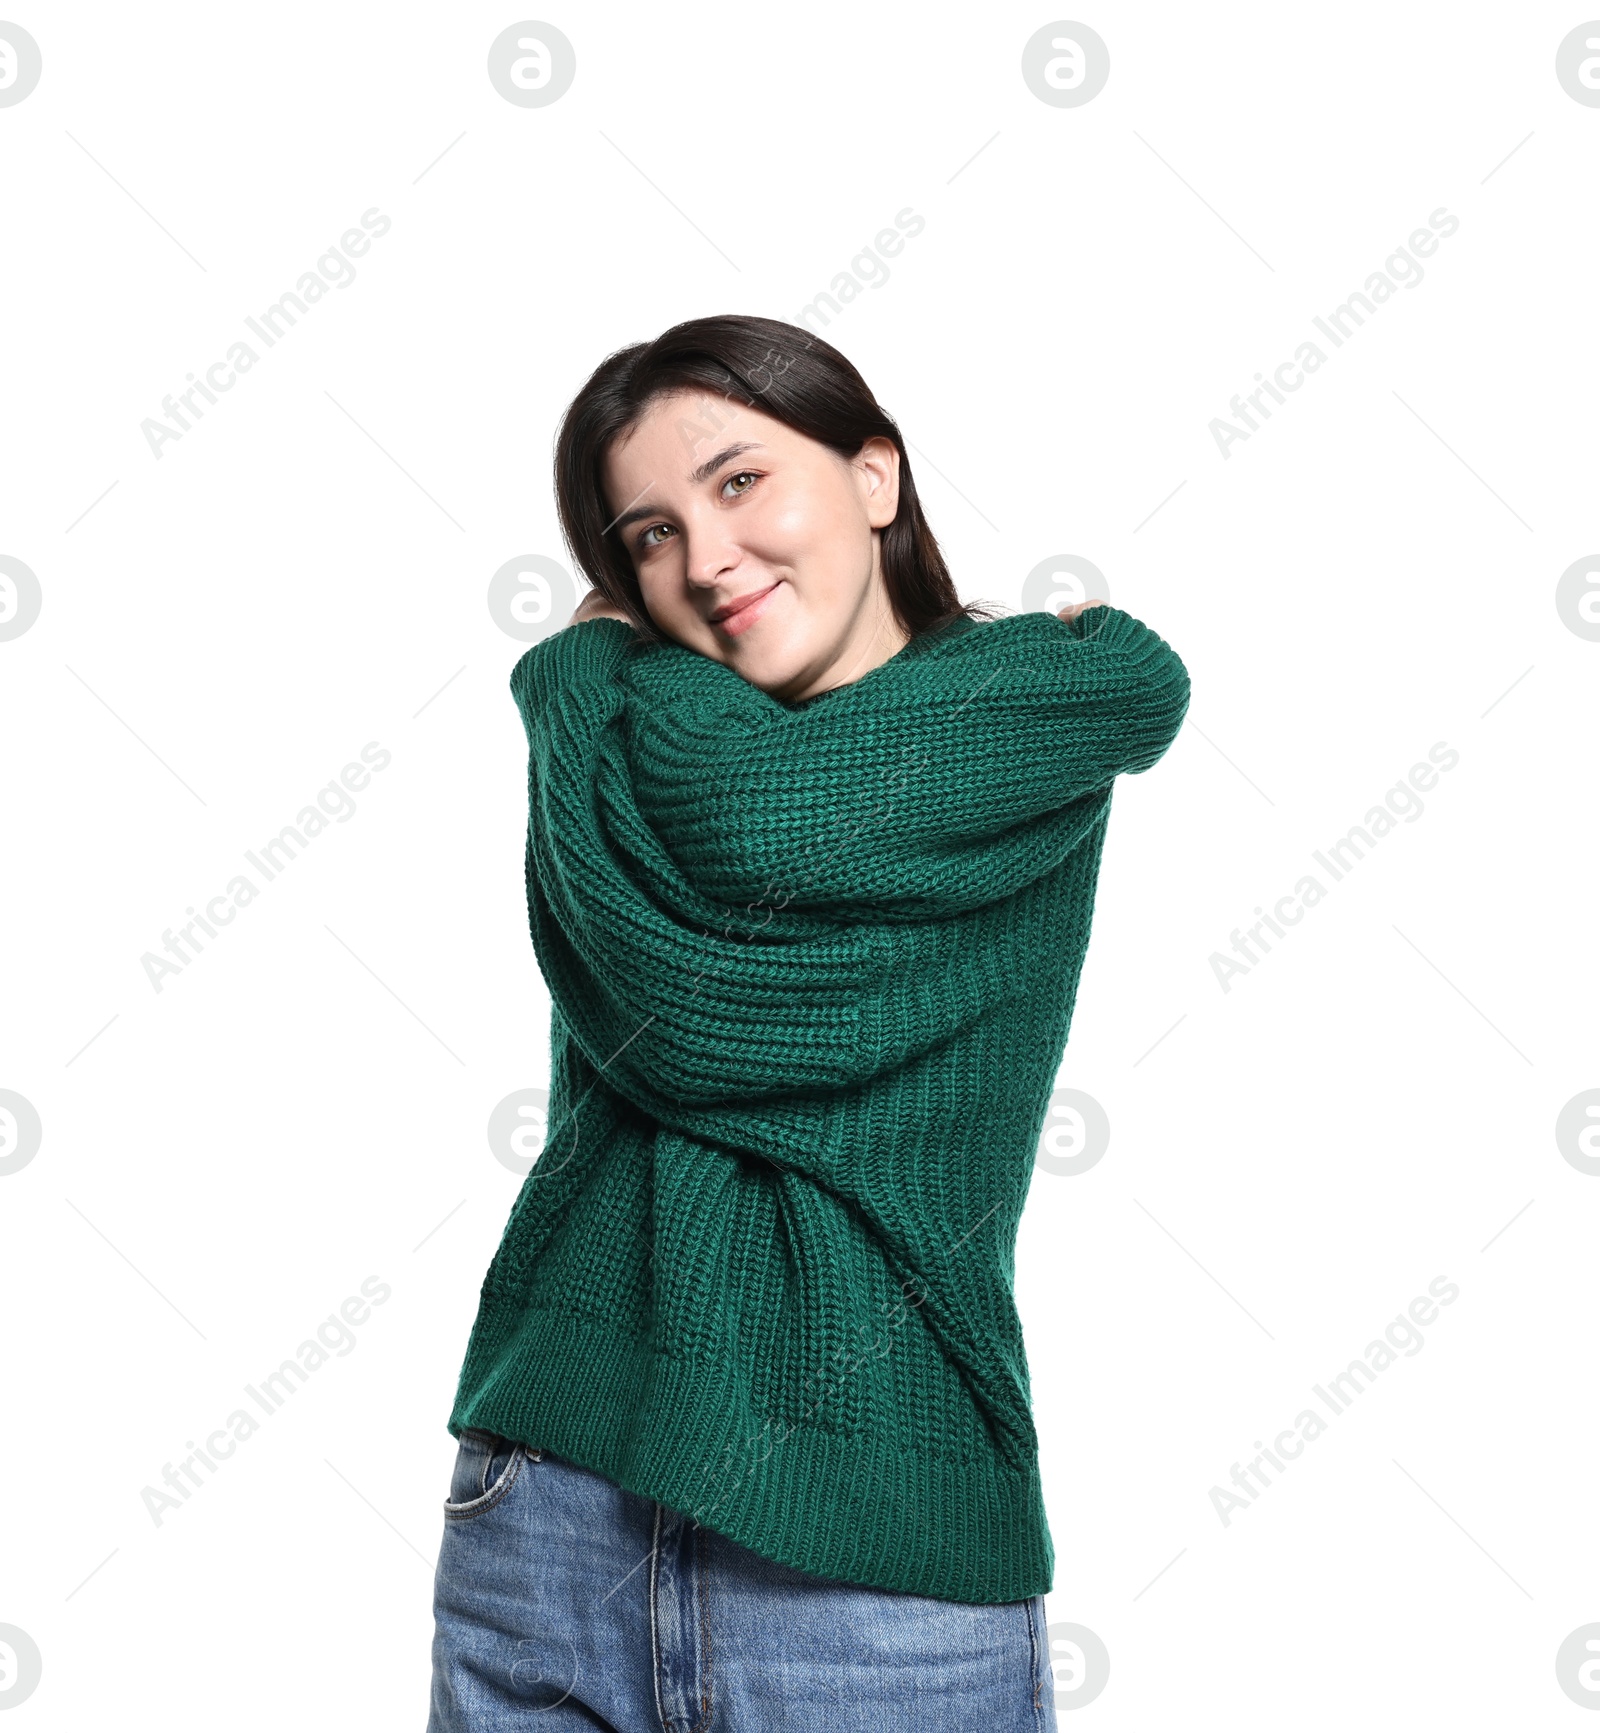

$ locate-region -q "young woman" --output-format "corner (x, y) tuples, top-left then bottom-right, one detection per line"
(426, 314), (1190, 1731)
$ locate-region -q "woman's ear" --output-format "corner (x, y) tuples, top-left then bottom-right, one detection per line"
(855, 437), (901, 529)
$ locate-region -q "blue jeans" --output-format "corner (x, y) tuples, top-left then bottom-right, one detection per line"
(427, 1429), (1058, 1731)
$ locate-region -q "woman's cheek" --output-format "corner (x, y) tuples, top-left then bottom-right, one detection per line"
(757, 501), (844, 593)
(766, 487), (832, 551)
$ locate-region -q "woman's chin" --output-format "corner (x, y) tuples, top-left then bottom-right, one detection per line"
(713, 630), (807, 697)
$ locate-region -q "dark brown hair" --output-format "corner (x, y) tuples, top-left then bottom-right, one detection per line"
(552, 313), (1001, 647)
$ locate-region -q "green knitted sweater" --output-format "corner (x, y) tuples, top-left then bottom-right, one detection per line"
(446, 601), (1189, 1603)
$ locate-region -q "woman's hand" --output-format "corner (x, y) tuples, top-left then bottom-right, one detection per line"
(568, 589), (636, 628)
(1057, 598), (1107, 624)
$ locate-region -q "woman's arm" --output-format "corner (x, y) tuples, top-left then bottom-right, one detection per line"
(511, 592), (1186, 1110)
(992, 601), (1190, 806)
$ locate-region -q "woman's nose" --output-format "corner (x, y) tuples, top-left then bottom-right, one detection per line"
(681, 527), (742, 588)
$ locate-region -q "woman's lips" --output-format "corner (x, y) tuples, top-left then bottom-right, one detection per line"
(712, 580), (781, 637)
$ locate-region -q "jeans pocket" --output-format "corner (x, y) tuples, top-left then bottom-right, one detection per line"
(443, 1428), (535, 1520)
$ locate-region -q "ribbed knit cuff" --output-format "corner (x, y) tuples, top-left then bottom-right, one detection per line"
(511, 617), (637, 715)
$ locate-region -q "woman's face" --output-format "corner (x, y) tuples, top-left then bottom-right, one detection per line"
(599, 390), (911, 704)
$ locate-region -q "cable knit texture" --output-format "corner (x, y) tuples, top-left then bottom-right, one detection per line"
(446, 602), (1190, 1603)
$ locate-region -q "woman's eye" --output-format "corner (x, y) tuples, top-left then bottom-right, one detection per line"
(637, 472), (758, 550)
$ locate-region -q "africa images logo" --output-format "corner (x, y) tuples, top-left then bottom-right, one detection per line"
(140, 208), (392, 459)
(1209, 209), (1460, 458)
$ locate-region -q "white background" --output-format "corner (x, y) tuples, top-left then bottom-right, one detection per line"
(2, 1), (1597, 1725)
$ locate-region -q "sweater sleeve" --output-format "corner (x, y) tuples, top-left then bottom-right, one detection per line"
(991, 603), (1190, 810)
(513, 608), (1187, 1111)
(512, 627), (909, 1106)
(509, 617), (637, 734)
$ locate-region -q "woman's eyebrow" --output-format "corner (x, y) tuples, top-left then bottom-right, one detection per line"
(609, 442), (767, 534)
(687, 440), (765, 485)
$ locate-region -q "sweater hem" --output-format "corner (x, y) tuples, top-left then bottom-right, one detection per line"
(446, 1305), (1054, 1606)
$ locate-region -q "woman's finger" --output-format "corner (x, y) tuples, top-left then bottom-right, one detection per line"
(1057, 599), (1108, 622)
